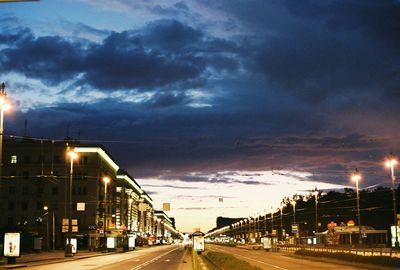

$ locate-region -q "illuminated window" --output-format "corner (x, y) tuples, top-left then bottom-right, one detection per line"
(10, 155), (17, 164)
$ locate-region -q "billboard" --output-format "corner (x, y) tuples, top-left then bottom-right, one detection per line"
(390, 226), (400, 247)
(128, 233), (136, 248)
(291, 224), (299, 234)
(107, 237), (115, 248)
(193, 236), (204, 252)
(66, 238), (77, 254)
(4, 233), (20, 257)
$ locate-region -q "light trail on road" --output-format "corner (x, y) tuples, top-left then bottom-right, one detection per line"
(129, 247), (180, 270)
(207, 245), (288, 270)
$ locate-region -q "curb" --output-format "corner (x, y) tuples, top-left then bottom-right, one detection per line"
(0, 251), (118, 269)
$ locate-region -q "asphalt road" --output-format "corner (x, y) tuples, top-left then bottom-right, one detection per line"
(24, 245), (190, 270)
(206, 244), (378, 270)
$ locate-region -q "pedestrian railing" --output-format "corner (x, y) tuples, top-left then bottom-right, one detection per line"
(279, 245), (400, 258)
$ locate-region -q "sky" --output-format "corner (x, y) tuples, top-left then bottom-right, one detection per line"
(0, 0), (399, 232)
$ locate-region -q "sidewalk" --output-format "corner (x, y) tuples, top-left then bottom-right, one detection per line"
(0, 250), (117, 269)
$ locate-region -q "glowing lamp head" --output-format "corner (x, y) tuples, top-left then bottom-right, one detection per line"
(386, 159), (398, 168)
(291, 201), (296, 206)
(103, 176), (111, 184)
(351, 168), (361, 183)
(351, 174), (361, 182)
(67, 150), (77, 160)
(0, 96), (6, 106)
(43, 206), (48, 211)
(3, 103), (10, 111)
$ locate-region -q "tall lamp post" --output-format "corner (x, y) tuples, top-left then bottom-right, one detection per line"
(128, 198), (133, 231)
(43, 206), (55, 250)
(103, 176), (111, 249)
(256, 213), (259, 242)
(312, 188), (319, 234)
(65, 149), (77, 257)
(351, 169), (362, 245)
(240, 220), (243, 241)
(291, 200), (297, 244)
(271, 208), (274, 236)
(386, 153), (399, 248)
(291, 201), (296, 224)
(0, 82), (9, 191)
(245, 218), (248, 243)
(43, 206), (49, 250)
(280, 206), (284, 240)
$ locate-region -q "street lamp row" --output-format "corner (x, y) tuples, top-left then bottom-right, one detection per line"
(226, 154), (398, 247)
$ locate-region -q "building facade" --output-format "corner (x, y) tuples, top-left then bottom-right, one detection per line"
(0, 137), (177, 250)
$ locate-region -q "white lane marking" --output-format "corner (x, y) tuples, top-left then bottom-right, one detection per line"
(208, 246), (288, 270)
(130, 247), (180, 270)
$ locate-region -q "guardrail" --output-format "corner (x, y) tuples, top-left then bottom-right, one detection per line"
(279, 245), (400, 258)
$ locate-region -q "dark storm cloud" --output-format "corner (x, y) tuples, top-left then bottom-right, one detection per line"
(145, 92), (189, 108)
(2, 0), (400, 189)
(157, 172), (272, 186)
(200, 0), (400, 103)
(7, 97), (395, 187)
(274, 134), (383, 150)
(0, 20), (32, 45)
(0, 19), (240, 92)
(0, 33), (85, 85)
(150, 1), (190, 17)
(142, 184), (199, 190)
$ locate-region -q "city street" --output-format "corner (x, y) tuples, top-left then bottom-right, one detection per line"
(205, 244), (383, 270)
(14, 245), (190, 270)
(1, 2), (400, 269)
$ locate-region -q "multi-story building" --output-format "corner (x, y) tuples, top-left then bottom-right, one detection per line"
(0, 137), (177, 250)
(154, 210), (180, 244)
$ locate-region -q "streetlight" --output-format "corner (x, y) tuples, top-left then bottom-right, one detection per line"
(239, 220), (244, 242)
(103, 176), (111, 249)
(386, 153), (399, 248)
(65, 148), (77, 257)
(312, 188), (319, 234)
(43, 206), (49, 250)
(279, 206), (284, 240)
(351, 169), (362, 245)
(291, 201), (296, 224)
(255, 213), (259, 242)
(0, 82), (9, 191)
(244, 218), (248, 243)
(128, 198), (134, 231)
(42, 206), (55, 250)
(270, 207), (274, 236)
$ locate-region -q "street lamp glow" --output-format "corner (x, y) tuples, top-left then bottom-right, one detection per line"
(65, 147), (78, 257)
(386, 159), (398, 168)
(351, 172), (361, 182)
(312, 188), (319, 233)
(103, 176), (111, 184)
(68, 150), (78, 160)
(0, 82), (8, 197)
(0, 96), (6, 106)
(351, 168), (362, 245)
(43, 206), (48, 211)
(291, 200), (296, 224)
(102, 175), (111, 249)
(386, 153), (399, 248)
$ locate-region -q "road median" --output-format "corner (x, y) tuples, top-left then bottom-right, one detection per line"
(202, 251), (262, 270)
(293, 249), (400, 270)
